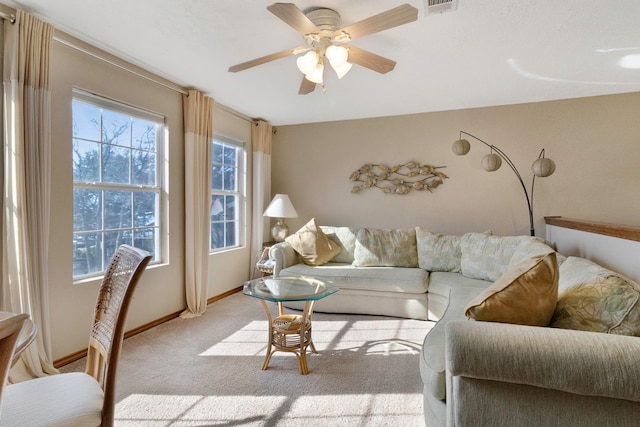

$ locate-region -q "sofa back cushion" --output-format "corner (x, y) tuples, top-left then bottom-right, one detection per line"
(320, 226), (359, 264)
(507, 239), (556, 270)
(416, 228), (463, 272)
(353, 228), (418, 267)
(557, 256), (604, 292)
(460, 233), (541, 281)
(416, 228), (494, 273)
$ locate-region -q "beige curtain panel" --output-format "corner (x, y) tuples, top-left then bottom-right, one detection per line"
(250, 120), (272, 278)
(181, 90), (213, 318)
(2, 10), (58, 381)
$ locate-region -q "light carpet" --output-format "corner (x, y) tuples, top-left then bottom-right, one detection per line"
(62, 291), (434, 426)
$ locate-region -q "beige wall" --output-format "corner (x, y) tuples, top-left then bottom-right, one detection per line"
(49, 41), (252, 359)
(272, 92), (640, 237)
(31, 20), (640, 361)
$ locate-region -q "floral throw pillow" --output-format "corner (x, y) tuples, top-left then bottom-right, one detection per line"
(551, 274), (640, 335)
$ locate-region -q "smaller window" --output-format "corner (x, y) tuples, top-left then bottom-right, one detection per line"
(211, 136), (245, 251)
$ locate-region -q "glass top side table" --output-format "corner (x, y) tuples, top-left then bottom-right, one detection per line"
(243, 276), (338, 375)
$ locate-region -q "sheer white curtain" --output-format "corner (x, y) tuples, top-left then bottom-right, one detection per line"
(250, 120), (272, 276)
(180, 90), (213, 318)
(2, 10), (58, 380)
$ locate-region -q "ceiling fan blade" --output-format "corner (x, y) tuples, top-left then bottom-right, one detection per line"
(228, 47), (300, 72)
(267, 3), (319, 35)
(337, 4), (418, 41)
(346, 45), (396, 74)
(299, 76), (316, 95)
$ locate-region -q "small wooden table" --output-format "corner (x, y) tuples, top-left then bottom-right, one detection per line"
(0, 311), (37, 366)
(243, 276), (338, 375)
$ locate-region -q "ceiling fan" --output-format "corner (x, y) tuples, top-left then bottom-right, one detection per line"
(228, 3), (418, 94)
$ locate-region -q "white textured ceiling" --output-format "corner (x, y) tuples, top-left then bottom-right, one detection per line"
(4, 0), (640, 125)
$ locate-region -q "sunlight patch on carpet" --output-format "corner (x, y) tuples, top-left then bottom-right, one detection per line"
(198, 319), (431, 357)
(115, 393), (423, 427)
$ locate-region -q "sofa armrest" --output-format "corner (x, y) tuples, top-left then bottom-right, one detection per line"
(446, 320), (640, 403)
(268, 242), (300, 277)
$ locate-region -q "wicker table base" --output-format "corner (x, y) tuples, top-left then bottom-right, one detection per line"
(259, 300), (317, 375)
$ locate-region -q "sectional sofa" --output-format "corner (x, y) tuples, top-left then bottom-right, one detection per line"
(270, 218), (640, 426)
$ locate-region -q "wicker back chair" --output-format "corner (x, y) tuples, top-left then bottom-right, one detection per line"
(0, 245), (151, 427)
(0, 313), (28, 410)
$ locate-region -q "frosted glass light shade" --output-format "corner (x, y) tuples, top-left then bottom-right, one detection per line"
(481, 153), (502, 172)
(331, 61), (352, 79)
(326, 45), (348, 66)
(263, 194), (298, 219)
(296, 51), (319, 75)
(305, 63), (324, 84)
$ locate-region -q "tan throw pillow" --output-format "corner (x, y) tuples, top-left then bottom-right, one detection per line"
(551, 274), (640, 335)
(285, 218), (341, 266)
(465, 251), (559, 326)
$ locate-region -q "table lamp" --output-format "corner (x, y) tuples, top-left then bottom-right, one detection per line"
(263, 194), (298, 242)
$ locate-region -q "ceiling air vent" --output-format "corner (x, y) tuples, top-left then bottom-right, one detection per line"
(425, 0), (458, 14)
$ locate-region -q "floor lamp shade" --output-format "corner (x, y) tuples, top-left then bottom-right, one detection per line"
(263, 194), (298, 242)
(451, 131), (556, 237)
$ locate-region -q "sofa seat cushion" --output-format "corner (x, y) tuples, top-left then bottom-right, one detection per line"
(279, 262), (428, 294)
(284, 287), (430, 320)
(420, 283), (489, 401)
(428, 272), (492, 298)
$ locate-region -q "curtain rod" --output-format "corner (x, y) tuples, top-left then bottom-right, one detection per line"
(0, 10), (16, 23)
(0, 9), (257, 125)
(53, 33), (257, 125)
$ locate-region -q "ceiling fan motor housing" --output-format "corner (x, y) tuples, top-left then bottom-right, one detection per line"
(304, 8), (345, 50)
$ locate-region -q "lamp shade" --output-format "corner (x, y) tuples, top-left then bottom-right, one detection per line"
(296, 51), (319, 75)
(326, 45), (348, 66)
(305, 62), (324, 84)
(481, 153), (502, 172)
(263, 194), (298, 218)
(531, 157), (556, 177)
(452, 139), (471, 155)
(331, 61), (352, 79)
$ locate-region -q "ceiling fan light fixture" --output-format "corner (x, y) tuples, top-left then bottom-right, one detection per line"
(305, 62), (324, 84)
(331, 61), (352, 79)
(296, 51), (319, 75)
(326, 45), (348, 67)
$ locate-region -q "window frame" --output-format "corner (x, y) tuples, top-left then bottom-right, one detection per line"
(210, 134), (246, 253)
(71, 89), (166, 281)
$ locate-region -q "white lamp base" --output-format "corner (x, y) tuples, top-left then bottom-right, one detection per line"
(271, 219), (289, 242)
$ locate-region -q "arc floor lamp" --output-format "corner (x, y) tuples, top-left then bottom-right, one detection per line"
(452, 131), (556, 237)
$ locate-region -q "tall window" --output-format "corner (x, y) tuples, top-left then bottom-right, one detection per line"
(211, 136), (245, 251)
(72, 90), (163, 279)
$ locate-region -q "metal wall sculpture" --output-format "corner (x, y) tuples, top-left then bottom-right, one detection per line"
(350, 162), (447, 195)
